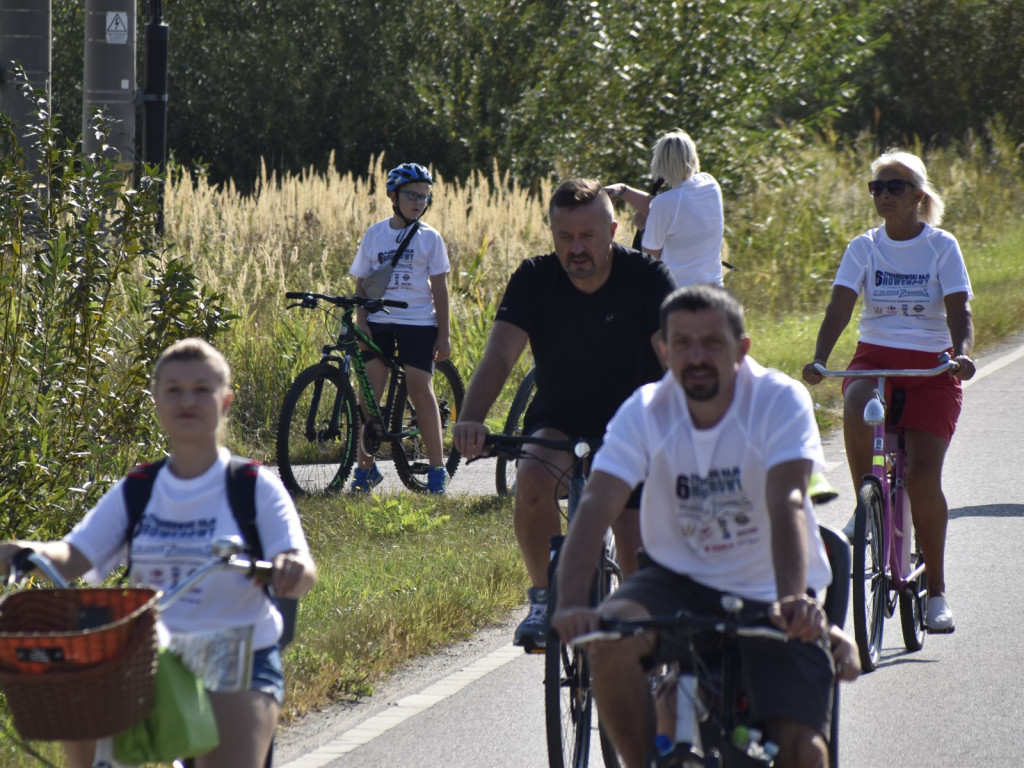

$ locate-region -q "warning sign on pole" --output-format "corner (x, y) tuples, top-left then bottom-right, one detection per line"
(106, 12), (128, 45)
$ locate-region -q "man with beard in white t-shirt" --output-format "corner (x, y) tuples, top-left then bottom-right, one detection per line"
(551, 284), (857, 768)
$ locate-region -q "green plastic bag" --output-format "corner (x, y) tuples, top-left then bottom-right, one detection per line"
(114, 648), (220, 763)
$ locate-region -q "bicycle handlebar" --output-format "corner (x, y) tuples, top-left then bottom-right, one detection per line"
(814, 352), (959, 379)
(572, 599), (787, 647)
(468, 432), (602, 464)
(7, 550), (68, 588)
(5, 537), (274, 607)
(284, 291), (408, 313)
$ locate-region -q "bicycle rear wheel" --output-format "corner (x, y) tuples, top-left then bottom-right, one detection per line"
(852, 480), (886, 672)
(390, 359), (465, 491)
(276, 364), (359, 495)
(496, 367), (536, 496)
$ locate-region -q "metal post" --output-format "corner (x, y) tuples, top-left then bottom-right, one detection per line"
(82, 0), (135, 174)
(142, 0), (167, 173)
(0, 0), (52, 168)
(142, 0), (168, 234)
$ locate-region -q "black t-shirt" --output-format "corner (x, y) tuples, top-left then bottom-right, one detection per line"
(497, 244), (676, 436)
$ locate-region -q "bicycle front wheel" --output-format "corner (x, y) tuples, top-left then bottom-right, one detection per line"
(276, 364), (359, 495)
(545, 594), (594, 767)
(390, 359), (465, 492)
(852, 480), (886, 671)
(596, 531), (622, 768)
(496, 367), (536, 496)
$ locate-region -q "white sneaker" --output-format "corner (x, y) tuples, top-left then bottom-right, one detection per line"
(926, 595), (955, 633)
(842, 513), (857, 543)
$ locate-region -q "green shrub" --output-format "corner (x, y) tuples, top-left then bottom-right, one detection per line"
(0, 100), (235, 539)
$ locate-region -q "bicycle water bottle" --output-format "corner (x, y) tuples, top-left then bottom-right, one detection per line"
(675, 673), (700, 746)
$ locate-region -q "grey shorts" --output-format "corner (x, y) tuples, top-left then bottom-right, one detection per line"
(609, 562), (834, 734)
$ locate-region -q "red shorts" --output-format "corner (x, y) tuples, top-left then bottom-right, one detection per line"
(842, 343), (962, 444)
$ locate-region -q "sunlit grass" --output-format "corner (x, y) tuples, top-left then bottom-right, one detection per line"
(281, 493), (525, 718)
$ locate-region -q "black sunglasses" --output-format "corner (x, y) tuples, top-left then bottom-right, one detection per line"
(867, 179), (916, 197)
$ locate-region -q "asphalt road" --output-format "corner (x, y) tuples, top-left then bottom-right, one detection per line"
(275, 333), (1024, 768)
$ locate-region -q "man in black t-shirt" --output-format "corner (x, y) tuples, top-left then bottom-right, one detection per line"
(454, 178), (675, 651)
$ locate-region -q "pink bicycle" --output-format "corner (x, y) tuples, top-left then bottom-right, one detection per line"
(814, 353), (958, 672)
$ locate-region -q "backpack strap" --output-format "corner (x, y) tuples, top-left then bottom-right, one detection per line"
(226, 456), (263, 560)
(225, 457), (299, 649)
(122, 458), (168, 576)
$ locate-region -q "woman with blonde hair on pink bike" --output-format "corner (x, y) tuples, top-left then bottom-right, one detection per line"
(802, 149), (976, 634)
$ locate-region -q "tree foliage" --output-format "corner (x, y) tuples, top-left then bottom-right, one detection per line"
(42, 0), (1024, 192)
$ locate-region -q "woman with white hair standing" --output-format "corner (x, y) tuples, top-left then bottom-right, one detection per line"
(604, 129), (725, 286)
(802, 149), (976, 633)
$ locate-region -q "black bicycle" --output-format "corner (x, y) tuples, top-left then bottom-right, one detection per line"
(574, 524), (850, 768)
(494, 365), (536, 496)
(477, 432), (620, 768)
(276, 292), (464, 495)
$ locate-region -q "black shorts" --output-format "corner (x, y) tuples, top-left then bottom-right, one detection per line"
(523, 403), (643, 510)
(609, 562), (834, 735)
(363, 322), (436, 373)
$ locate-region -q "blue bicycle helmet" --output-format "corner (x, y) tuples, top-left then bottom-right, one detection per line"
(386, 163), (433, 191)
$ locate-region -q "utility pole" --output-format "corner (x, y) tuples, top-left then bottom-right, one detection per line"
(142, 0), (168, 233)
(82, 0), (135, 174)
(0, 0), (52, 170)
(142, 0), (167, 174)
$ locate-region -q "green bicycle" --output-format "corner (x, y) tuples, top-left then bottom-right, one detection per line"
(276, 291), (464, 495)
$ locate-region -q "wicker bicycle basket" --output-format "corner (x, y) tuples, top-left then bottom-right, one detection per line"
(0, 587), (160, 741)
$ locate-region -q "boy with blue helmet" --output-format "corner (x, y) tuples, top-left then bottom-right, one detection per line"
(349, 162), (451, 494)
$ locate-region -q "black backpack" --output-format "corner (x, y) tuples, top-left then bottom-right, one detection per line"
(122, 456), (298, 648)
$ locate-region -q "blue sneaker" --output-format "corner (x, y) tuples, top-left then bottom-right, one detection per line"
(514, 587), (548, 652)
(427, 465), (448, 495)
(349, 464), (383, 494)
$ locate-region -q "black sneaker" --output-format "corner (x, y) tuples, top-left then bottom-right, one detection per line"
(513, 587), (548, 653)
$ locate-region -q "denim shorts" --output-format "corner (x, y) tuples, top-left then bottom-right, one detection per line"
(252, 646), (285, 706)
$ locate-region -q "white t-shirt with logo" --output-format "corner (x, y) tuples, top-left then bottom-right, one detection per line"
(593, 357), (832, 602)
(64, 448), (309, 649)
(642, 172), (724, 287)
(349, 219), (450, 326)
(834, 224), (973, 352)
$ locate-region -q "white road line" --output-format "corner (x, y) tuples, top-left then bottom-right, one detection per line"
(279, 644), (523, 768)
(963, 341), (1024, 389)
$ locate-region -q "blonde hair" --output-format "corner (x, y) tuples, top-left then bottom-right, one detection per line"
(871, 149), (945, 226)
(650, 130), (700, 188)
(152, 338), (232, 390)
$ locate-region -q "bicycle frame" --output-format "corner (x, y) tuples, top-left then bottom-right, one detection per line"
(325, 305), (406, 432)
(474, 433), (619, 768)
(814, 355), (956, 589)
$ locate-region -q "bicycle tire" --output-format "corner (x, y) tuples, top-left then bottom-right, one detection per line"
(390, 359), (465, 492)
(899, 526), (927, 652)
(496, 367), (536, 496)
(545, 579), (594, 768)
(852, 480), (886, 672)
(597, 532), (622, 768)
(276, 363), (359, 496)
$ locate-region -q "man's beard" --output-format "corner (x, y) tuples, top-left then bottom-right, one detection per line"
(681, 365), (719, 402)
